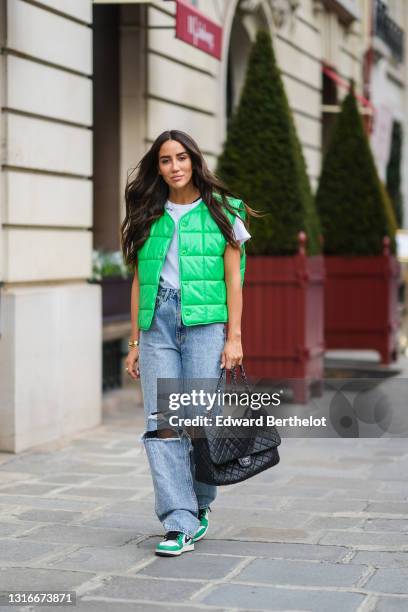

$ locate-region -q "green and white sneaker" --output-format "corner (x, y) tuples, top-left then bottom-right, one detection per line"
(192, 507), (211, 543)
(155, 531), (194, 556)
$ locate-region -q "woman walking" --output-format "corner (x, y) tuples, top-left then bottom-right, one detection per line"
(121, 130), (254, 556)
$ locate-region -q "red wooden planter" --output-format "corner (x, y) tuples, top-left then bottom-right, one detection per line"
(240, 235), (325, 403)
(324, 240), (401, 364)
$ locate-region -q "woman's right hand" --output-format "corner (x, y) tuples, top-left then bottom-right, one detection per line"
(125, 347), (140, 380)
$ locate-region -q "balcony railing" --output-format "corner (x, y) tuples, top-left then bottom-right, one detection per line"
(374, 0), (405, 63)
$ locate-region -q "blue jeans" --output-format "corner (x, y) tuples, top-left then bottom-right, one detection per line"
(138, 286), (226, 538)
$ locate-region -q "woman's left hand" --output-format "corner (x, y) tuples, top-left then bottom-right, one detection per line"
(221, 337), (243, 370)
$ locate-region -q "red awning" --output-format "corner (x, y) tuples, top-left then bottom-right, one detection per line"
(322, 64), (374, 111)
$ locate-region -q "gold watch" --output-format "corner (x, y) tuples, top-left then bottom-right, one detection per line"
(128, 339), (139, 348)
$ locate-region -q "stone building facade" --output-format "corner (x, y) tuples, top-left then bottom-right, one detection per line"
(0, 0), (406, 451)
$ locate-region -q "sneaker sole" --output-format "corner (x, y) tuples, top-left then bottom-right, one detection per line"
(192, 524), (209, 543)
(155, 543), (195, 556)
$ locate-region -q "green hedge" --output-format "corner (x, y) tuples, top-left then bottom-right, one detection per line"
(316, 88), (397, 255)
(216, 30), (321, 256)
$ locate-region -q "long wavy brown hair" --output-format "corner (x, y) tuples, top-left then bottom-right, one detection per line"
(121, 130), (261, 268)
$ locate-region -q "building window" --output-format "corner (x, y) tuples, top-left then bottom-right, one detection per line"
(322, 71), (338, 157)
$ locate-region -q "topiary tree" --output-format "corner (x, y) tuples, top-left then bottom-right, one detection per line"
(379, 180), (399, 245)
(386, 120), (403, 228)
(316, 87), (397, 255)
(217, 30), (321, 256)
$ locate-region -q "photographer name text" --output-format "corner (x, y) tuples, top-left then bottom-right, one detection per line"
(167, 415), (327, 427)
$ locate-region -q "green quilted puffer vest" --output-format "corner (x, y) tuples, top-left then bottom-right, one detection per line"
(137, 197), (247, 330)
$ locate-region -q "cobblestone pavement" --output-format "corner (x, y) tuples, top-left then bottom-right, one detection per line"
(1, 365), (408, 612)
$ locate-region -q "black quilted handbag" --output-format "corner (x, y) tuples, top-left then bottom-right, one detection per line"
(192, 364), (281, 486)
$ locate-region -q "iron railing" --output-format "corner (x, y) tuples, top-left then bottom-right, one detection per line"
(374, 0), (405, 63)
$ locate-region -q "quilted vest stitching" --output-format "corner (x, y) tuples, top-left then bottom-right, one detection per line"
(137, 197), (246, 330)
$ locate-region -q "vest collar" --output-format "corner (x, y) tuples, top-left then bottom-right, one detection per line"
(163, 199), (205, 221)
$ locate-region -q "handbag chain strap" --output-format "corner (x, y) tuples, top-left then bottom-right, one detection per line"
(215, 364), (251, 394)
(231, 363), (251, 393)
(153, 364), (251, 416)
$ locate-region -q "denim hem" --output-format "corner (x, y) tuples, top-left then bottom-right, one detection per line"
(162, 521), (199, 539)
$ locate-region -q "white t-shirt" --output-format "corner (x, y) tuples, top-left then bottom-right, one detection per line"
(160, 197), (251, 289)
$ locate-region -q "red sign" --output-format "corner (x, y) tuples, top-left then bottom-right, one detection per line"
(176, 0), (222, 60)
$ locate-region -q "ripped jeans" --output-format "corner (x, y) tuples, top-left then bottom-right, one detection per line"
(138, 285), (226, 538)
